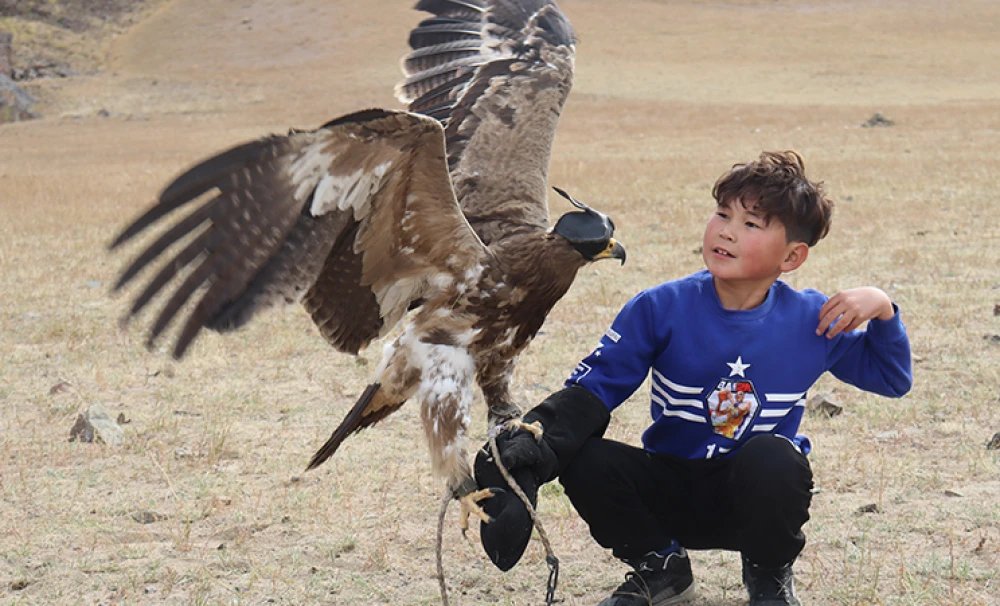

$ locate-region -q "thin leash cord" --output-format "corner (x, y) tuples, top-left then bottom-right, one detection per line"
(436, 491), (451, 606)
(488, 433), (561, 605)
(435, 436), (562, 606)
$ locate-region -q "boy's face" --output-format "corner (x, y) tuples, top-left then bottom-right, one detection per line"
(703, 197), (800, 284)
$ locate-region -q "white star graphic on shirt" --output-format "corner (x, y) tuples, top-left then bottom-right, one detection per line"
(727, 356), (750, 377)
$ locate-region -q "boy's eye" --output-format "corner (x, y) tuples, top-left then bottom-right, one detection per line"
(745, 221), (760, 229)
(716, 211), (729, 219)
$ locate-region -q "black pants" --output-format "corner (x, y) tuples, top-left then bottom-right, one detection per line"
(559, 434), (813, 568)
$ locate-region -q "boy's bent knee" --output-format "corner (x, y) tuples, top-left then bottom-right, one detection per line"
(733, 435), (813, 492)
(738, 434), (807, 465)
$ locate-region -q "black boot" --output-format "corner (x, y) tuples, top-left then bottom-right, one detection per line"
(742, 556), (802, 606)
(598, 548), (696, 606)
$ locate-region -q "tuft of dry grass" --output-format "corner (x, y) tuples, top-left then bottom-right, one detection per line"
(2, 0), (999, 604)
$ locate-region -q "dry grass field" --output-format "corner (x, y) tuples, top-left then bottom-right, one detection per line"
(2, 0), (999, 604)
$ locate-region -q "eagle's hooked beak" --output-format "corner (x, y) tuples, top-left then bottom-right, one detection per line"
(594, 239), (627, 265)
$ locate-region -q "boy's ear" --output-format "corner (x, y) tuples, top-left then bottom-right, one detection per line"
(780, 242), (809, 272)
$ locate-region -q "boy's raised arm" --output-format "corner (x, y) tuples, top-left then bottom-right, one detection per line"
(817, 286), (896, 339)
(825, 292), (913, 397)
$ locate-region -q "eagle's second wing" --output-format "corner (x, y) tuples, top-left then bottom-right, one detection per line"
(111, 109), (486, 358)
(397, 0), (577, 244)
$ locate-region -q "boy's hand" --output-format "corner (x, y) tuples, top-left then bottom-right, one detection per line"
(475, 386), (610, 571)
(817, 287), (895, 339)
(491, 424), (559, 482)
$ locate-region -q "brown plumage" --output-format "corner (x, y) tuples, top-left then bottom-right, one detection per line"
(109, 0), (625, 520)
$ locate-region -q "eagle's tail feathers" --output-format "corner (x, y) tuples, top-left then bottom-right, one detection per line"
(306, 383), (402, 471)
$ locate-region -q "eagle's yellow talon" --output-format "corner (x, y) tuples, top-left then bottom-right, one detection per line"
(504, 418), (544, 441)
(458, 488), (496, 535)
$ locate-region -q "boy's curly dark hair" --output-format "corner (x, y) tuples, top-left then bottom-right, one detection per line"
(712, 150), (834, 247)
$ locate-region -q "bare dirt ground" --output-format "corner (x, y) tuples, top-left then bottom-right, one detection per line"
(2, 0), (999, 604)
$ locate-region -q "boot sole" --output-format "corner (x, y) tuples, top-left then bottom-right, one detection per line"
(653, 582), (696, 605)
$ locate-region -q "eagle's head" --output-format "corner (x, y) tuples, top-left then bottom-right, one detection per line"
(550, 187), (626, 265)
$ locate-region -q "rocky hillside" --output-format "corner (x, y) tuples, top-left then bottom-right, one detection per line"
(0, 0), (155, 121)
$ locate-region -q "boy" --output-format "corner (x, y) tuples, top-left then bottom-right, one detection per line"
(475, 150), (912, 605)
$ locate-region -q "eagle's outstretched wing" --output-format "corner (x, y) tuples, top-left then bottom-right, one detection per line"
(396, 0), (576, 244)
(110, 109), (487, 358)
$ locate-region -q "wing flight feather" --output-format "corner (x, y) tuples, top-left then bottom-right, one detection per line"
(111, 109), (486, 358)
(396, 0), (577, 245)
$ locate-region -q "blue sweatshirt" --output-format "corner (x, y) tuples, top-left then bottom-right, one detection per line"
(566, 270), (912, 459)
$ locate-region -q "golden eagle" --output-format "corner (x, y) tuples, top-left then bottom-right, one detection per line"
(109, 0), (625, 526)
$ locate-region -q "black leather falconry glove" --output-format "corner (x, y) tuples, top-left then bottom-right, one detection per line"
(474, 385), (610, 571)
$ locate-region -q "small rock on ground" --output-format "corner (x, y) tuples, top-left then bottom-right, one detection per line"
(69, 404), (125, 446)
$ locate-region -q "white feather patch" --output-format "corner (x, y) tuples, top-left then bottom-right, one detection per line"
(463, 263), (484, 284)
(288, 145), (335, 203)
(407, 336), (476, 478)
(374, 339), (399, 377)
(429, 272), (454, 291)
(307, 160), (393, 218)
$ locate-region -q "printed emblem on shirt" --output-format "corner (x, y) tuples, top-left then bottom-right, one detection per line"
(569, 328), (621, 383)
(568, 360), (592, 383)
(706, 378), (760, 441)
